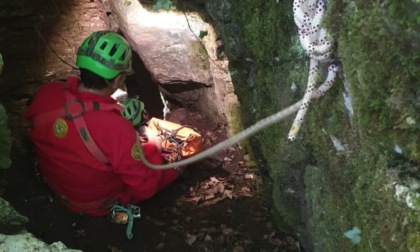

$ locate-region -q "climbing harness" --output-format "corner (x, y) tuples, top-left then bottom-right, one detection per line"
(110, 203), (141, 239)
(63, 90), (110, 164)
(160, 126), (189, 159)
(32, 79), (123, 164)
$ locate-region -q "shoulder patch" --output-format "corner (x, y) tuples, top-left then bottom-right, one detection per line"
(53, 118), (68, 138)
(131, 142), (142, 161)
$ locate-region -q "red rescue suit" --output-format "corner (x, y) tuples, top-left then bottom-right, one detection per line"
(25, 77), (179, 216)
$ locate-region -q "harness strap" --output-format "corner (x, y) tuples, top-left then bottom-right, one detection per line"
(31, 84), (122, 164)
(64, 90), (109, 164)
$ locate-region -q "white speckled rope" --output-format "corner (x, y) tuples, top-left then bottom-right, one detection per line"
(288, 0), (338, 141)
(288, 58), (319, 140)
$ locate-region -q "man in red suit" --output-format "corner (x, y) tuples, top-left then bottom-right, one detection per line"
(25, 31), (179, 216)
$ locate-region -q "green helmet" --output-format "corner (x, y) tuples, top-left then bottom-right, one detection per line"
(120, 98), (149, 127)
(76, 31), (132, 79)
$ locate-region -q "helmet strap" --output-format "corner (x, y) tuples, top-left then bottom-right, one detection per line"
(108, 73), (127, 92)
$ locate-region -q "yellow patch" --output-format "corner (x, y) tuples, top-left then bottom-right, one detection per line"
(131, 143), (142, 161)
(291, 125), (300, 134)
(53, 118), (68, 138)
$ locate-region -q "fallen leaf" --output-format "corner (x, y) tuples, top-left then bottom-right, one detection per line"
(245, 173), (254, 179)
(201, 196), (225, 206)
(233, 246), (245, 252)
(223, 190), (233, 199)
(182, 196), (202, 204)
(155, 243), (164, 249)
(241, 187), (253, 197)
(205, 194), (215, 200)
(210, 177), (220, 183)
(269, 237), (283, 246)
(217, 183), (225, 193)
(204, 234), (212, 241)
(222, 227), (234, 235)
(185, 234), (197, 246)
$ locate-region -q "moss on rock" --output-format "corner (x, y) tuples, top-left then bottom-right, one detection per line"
(205, 0), (419, 251)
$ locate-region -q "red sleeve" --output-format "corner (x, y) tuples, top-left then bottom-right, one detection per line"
(109, 127), (179, 203)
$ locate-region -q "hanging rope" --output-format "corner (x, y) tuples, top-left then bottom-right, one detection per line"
(287, 0), (339, 141)
(160, 92), (170, 120)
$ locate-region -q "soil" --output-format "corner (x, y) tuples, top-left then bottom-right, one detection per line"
(0, 0), (299, 251)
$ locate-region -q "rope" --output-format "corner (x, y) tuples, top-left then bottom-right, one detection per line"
(160, 92), (170, 120)
(137, 100), (303, 170)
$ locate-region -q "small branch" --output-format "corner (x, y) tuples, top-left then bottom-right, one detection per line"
(35, 26), (78, 70)
(182, 11), (228, 74)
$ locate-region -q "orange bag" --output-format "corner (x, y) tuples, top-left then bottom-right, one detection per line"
(147, 117), (203, 158)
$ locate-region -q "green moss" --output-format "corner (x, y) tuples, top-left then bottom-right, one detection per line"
(189, 40), (210, 70)
(407, 231), (420, 252)
(0, 104), (12, 170)
(304, 165), (354, 251)
(338, 0), (419, 161)
(234, 1), (293, 64)
(213, 0), (419, 251)
(351, 153), (418, 251)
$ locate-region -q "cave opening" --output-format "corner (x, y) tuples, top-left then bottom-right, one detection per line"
(125, 51), (164, 119)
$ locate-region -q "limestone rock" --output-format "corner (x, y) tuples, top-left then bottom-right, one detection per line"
(0, 104), (12, 170)
(0, 198), (28, 234)
(109, 0), (212, 100)
(108, 0), (237, 124)
(0, 232), (81, 252)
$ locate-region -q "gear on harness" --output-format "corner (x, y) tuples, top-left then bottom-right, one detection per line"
(110, 203), (141, 240)
(160, 129), (186, 158)
(147, 118), (203, 159)
(152, 121), (200, 175)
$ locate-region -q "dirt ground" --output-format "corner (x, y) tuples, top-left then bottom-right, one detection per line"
(0, 0), (299, 251)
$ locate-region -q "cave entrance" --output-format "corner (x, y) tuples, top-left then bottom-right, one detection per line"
(125, 51), (164, 119)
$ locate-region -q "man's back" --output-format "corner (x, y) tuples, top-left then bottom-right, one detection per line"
(25, 77), (178, 216)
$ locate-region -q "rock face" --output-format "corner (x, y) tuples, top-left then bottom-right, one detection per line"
(0, 198), (28, 234)
(0, 232), (82, 252)
(0, 63), (11, 171)
(203, 0), (419, 252)
(108, 0), (235, 123)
